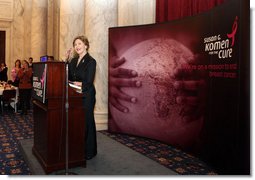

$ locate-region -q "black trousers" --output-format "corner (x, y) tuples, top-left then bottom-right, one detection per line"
(83, 94), (97, 157)
(19, 88), (31, 114)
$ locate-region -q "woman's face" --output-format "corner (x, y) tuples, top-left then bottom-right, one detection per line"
(22, 62), (28, 69)
(15, 61), (20, 67)
(74, 39), (87, 56)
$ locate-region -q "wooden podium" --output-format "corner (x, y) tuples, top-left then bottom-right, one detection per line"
(32, 62), (86, 174)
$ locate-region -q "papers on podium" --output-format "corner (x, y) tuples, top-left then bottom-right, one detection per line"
(69, 82), (82, 94)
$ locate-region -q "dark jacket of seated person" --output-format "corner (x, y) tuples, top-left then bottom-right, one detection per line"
(0, 63), (8, 82)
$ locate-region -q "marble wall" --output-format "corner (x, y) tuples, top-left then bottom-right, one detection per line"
(59, 0), (85, 61)
(0, 0), (156, 130)
(47, 0), (54, 57)
(31, 0), (47, 61)
(84, 0), (117, 129)
(118, 0), (156, 26)
(11, 0), (26, 69)
(23, 0), (32, 61)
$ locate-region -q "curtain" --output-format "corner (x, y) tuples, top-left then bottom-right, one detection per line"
(156, 0), (226, 23)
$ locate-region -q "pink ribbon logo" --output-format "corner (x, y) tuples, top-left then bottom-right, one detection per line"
(40, 67), (46, 89)
(227, 16), (238, 47)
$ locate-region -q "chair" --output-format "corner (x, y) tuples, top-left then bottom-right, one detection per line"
(0, 89), (16, 113)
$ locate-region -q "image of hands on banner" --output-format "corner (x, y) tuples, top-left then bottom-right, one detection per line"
(109, 35), (207, 148)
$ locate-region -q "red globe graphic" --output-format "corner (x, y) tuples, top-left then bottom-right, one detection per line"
(109, 38), (203, 148)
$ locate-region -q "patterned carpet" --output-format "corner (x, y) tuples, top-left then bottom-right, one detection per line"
(101, 131), (217, 175)
(0, 110), (216, 175)
(0, 110), (33, 175)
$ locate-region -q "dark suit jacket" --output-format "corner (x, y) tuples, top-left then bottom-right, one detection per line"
(68, 53), (96, 97)
(0, 67), (8, 82)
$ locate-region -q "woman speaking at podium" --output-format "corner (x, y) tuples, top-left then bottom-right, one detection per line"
(66, 35), (97, 160)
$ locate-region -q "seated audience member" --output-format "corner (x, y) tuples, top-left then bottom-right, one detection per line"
(0, 62), (8, 82)
(47, 56), (54, 61)
(7, 80), (13, 85)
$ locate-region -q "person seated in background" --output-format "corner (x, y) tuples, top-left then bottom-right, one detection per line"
(0, 62), (8, 82)
(17, 60), (32, 115)
(28, 57), (33, 68)
(7, 80), (13, 85)
(47, 56), (54, 61)
(11, 59), (21, 87)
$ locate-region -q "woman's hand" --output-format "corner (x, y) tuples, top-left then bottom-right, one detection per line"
(65, 47), (74, 61)
(73, 81), (82, 87)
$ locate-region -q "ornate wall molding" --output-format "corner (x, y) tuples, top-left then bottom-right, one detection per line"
(0, 0), (13, 21)
(0, 20), (11, 28)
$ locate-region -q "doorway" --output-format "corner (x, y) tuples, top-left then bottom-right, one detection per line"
(0, 31), (6, 65)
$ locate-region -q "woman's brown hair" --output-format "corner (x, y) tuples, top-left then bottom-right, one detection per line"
(72, 35), (90, 51)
